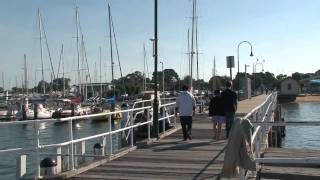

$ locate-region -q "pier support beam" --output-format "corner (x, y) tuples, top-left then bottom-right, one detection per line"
(16, 155), (27, 179)
(56, 147), (62, 173)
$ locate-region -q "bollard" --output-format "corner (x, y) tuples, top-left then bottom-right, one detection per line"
(22, 105), (27, 120)
(40, 157), (57, 176)
(16, 155), (27, 179)
(34, 104), (38, 120)
(71, 103), (75, 117)
(93, 143), (103, 159)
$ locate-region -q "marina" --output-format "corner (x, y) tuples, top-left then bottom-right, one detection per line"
(1, 0), (320, 179)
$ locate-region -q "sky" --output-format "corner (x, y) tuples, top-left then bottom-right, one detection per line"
(0, 0), (320, 89)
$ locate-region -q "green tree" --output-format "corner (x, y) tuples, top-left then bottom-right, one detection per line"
(152, 69), (179, 91)
(208, 76), (230, 90)
(37, 80), (50, 93)
(51, 78), (71, 91)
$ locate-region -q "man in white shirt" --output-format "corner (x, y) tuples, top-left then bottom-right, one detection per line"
(176, 85), (196, 141)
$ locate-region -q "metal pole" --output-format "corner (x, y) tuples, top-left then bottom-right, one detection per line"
(24, 54), (28, 97)
(153, 0), (159, 139)
(108, 4), (115, 97)
(2, 72), (4, 91)
(237, 41), (253, 98)
(38, 9), (45, 95)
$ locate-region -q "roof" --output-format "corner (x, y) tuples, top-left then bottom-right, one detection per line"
(309, 79), (320, 84)
(280, 77), (299, 84)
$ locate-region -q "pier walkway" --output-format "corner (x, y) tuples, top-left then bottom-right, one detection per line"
(71, 95), (268, 180)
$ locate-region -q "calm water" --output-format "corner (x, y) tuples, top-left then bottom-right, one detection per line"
(282, 102), (320, 150)
(0, 119), (124, 180)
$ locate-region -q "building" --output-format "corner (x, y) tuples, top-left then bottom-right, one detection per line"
(280, 77), (300, 95)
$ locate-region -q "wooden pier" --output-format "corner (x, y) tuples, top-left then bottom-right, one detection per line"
(70, 95), (269, 180)
(259, 148), (320, 180)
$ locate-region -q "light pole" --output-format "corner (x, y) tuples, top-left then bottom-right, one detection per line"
(160, 61), (164, 93)
(152, 0), (159, 139)
(253, 58), (265, 95)
(237, 41), (253, 98)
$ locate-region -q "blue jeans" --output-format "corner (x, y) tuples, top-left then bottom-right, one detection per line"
(225, 112), (235, 138)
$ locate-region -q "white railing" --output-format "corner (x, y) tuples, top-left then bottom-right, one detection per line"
(243, 92), (278, 159)
(243, 92), (320, 178)
(237, 92), (278, 179)
(0, 102), (177, 179)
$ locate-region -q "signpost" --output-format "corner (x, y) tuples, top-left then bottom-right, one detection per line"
(226, 56), (235, 80)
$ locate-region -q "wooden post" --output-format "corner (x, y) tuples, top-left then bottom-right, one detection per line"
(22, 105), (27, 120)
(16, 155), (27, 179)
(147, 108), (151, 141)
(56, 147), (62, 173)
(79, 141), (86, 163)
(34, 104), (38, 120)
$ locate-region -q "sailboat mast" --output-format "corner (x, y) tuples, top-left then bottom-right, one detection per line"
(61, 45), (65, 97)
(195, 0), (199, 81)
(108, 4), (115, 96)
(24, 54), (28, 97)
(143, 44), (147, 91)
(99, 46), (102, 97)
(190, 0), (196, 89)
(75, 7), (81, 96)
(2, 72), (4, 91)
(187, 29), (190, 77)
(38, 9), (45, 94)
(213, 56), (216, 91)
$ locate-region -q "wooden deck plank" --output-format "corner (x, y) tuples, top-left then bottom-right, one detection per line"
(259, 147), (320, 179)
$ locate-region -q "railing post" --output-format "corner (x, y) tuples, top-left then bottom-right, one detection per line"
(255, 131), (260, 158)
(147, 108), (151, 141)
(162, 107), (165, 134)
(130, 110), (134, 147)
(79, 141), (86, 163)
(173, 107), (177, 128)
(56, 146), (62, 173)
(34, 120), (40, 179)
(16, 154), (27, 179)
(68, 120), (74, 170)
(108, 114), (113, 155)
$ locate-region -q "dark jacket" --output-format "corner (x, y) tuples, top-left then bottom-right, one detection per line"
(209, 95), (225, 116)
(221, 89), (238, 113)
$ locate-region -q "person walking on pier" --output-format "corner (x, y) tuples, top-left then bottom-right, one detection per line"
(221, 81), (238, 138)
(209, 90), (225, 139)
(176, 85), (196, 141)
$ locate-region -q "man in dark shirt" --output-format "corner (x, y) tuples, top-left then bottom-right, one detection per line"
(221, 81), (238, 138)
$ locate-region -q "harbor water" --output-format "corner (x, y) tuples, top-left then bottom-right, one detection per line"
(0, 119), (124, 180)
(282, 102), (320, 150)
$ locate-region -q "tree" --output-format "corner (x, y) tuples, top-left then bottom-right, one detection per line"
(152, 69), (179, 91)
(208, 76), (230, 90)
(37, 80), (50, 93)
(51, 78), (71, 91)
(113, 71), (145, 96)
(292, 72), (302, 82)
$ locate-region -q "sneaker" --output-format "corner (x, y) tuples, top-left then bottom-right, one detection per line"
(188, 135), (192, 140)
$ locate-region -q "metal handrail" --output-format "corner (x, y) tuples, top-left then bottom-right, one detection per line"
(0, 101), (177, 179)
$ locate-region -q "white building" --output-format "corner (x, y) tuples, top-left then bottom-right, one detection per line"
(280, 77), (300, 95)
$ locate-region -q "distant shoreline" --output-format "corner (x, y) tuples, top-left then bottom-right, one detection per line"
(296, 94), (320, 102)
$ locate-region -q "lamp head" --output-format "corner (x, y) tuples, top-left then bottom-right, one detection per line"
(250, 51), (254, 57)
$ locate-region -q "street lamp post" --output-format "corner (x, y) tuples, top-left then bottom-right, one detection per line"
(237, 41), (253, 98)
(152, 0), (159, 139)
